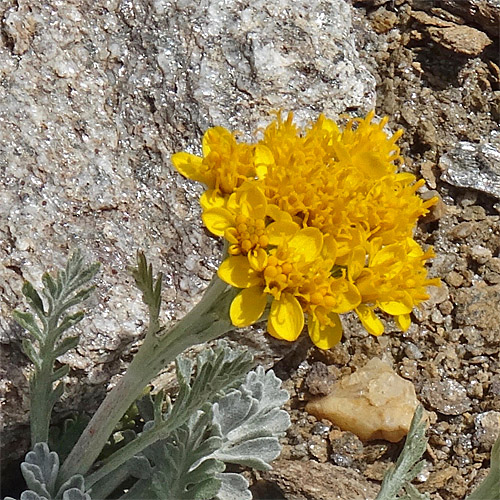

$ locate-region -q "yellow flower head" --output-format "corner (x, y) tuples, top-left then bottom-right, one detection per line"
(217, 220), (361, 348)
(171, 127), (255, 209)
(171, 111), (440, 349)
(352, 238), (440, 335)
(202, 183), (270, 256)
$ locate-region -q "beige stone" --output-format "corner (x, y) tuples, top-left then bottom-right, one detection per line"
(411, 10), (492, 56)
(306, 358), (424, 442)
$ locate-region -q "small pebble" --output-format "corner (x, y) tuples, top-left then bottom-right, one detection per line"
(474, 411), (500, 451)
(306, 358), (424, 442)
(422, 378), (472, 415)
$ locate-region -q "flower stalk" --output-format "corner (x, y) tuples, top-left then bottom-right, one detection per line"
(58, 274), (238, 485)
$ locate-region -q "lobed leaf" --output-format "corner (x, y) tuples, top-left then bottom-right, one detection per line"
(215, 473), (252, 500)
(23, 281), (46, 318)
(14, 251), (99, 446)
(212, 366), (290, 471)
(13, 311), (43, 342)
(11, 444), (90, 500)
(376, 405), (429, 500)
(22, 339), (43, 370)
(51, 335), (81, 360)
(137, 410), (225, 500)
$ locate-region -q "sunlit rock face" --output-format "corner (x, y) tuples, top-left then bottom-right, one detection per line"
(0, 0), (376, 461)
(306, 358), (424, 442)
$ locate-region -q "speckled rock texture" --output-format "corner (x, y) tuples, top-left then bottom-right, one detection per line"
(0, 0), (376, 466)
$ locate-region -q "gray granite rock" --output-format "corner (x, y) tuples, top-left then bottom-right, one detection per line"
(439, 137), (500, 199)
(0, 0), (375, 461)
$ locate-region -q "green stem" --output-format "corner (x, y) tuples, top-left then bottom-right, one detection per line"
(30, 316), (58, 446)
(86, 409), (183, 487)
(58, 276), (237, 486)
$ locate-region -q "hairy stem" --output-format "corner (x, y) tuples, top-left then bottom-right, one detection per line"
(58, 276), (237, 486)
(30, 317), (57, 445)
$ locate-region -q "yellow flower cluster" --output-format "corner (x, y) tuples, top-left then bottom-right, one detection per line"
(172, 112), (440, 349)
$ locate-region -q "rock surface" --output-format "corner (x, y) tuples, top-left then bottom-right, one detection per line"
(439, 140), (500, 199)
(439, 0), (500, 37)
(0, 0), (375, 465)
(255, 459), (379, 500)
(474, 411), (500, 451)
(2, 0), (500, 497)
(421, 378), (472, 416)
(306, 358), (423, 442)
(411, 10), (492, 56)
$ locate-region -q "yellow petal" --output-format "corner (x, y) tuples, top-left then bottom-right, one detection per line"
(248, 247), (268, 272)
(202, 126), (232, 156)
(230, 287), (267, 327)
(267, 204), (293, 222)
(378, 293), (413, 315)
(395, 313), (411, 332)
(200, 189), (225, 210)
(308, 313), (343, 349)
(406, 238), (424, 258)
(202, 208), (234, 237)
(331, 140), (351, 163)
(255, 144), (274, 178)
(356, 305), (384, 336)
(218, 256), (261, 288)
(239, 185), (267, 220)
(331, 280), (361, 313)
(371, 244), (404, 267)
(352, 151), (389, 178)
(317, 116), (340, 135)
(348, 246), (366, 281)
(266, 220), (300, 245)
(321, 235), (337, 262)
(171, 152), (207, 184)
(224, 227), (239, 244)
(288, 227), (323, 262)
(267, 293), (304, 342)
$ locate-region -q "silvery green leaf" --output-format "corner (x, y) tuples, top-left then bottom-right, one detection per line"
(4, 494), (47, 500)
(212, 367), (290, 471)
(52, 335), (81, 360)
(168, 343), (253, 424)
(21, 443), (59, 497)
(60, 490), (90, 500)
(55, 476), (90, 500)
(42, 272), (58, 301)
(215, 473), (252, 500)
(176, 356), (194, 391)
(55, 475), (86, 499)
(22, 339), (42, 370)
(15, 444), (90, 500)
(49, 382), (65, 406)
(14, 251), (99, 446)
(214, 437), (282, 470)
(376, 405), (429, 500)
(242, 366), (289, 411)
(466, 436), (500, 500)
(22, 492), (49, 500)
(13, 311), (43, 342)
(23, 281), (46, 317)
(139, 410), (225, 500)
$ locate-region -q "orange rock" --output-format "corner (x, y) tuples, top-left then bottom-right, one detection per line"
(306, 358), (425, 442)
